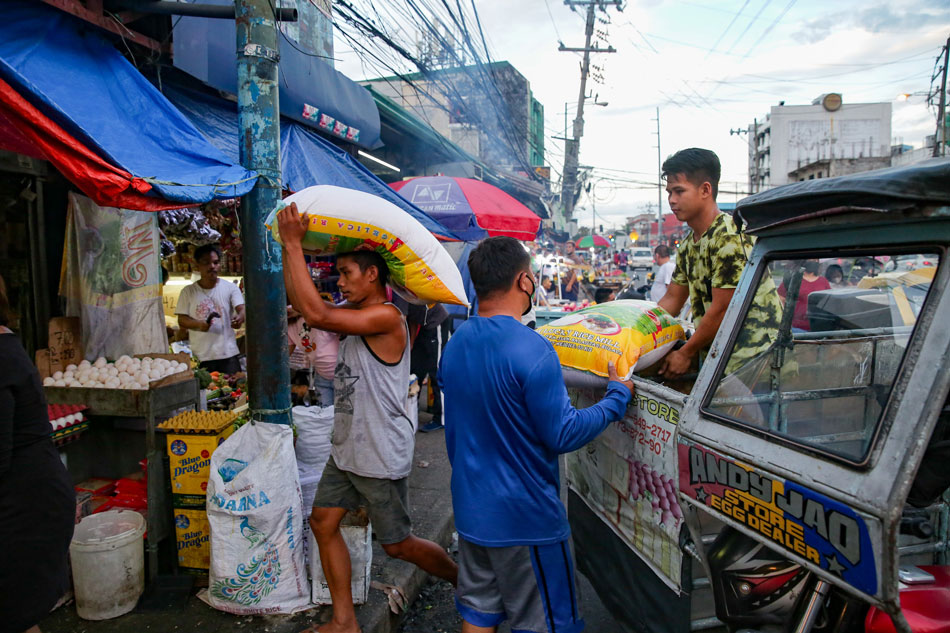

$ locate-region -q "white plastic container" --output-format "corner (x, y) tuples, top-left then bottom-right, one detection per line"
(70, 510), (147, 620)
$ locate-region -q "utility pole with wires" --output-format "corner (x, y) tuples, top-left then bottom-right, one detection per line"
(730, 118), (758, 193)
(935, 35), (949, 158)
(653, 107), (663, 245)
(559, 0), (621, 222)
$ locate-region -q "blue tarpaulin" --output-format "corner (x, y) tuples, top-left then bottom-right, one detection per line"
(174, 6), (382, 150)
(164, 84), (459, 240)
(0, 1), (257, 206)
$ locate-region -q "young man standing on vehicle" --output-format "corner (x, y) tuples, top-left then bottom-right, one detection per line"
(277, 204), (457, 633)
(439, 236), (634, 633)
(657, 148), (781, 379)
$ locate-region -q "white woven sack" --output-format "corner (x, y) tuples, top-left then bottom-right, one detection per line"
(205, 422), (310, 614)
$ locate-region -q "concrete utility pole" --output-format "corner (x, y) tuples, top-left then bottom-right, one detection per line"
(558, 0), (620, 221)
(730, 118), (757, 193)
(935, 36), (949, 158)
(235, 0), (292, 425)
(653, 107), (662, 244)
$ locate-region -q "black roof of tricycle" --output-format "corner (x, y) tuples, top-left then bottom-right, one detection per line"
(735, 157), (950, 233)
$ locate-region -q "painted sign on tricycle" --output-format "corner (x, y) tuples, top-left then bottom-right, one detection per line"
(678, 442), (878, 596)
(568, 385), (686, 591)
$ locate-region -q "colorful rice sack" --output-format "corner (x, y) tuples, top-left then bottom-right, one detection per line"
(538, 300), (685, 387)
(265, 186), (468, 306)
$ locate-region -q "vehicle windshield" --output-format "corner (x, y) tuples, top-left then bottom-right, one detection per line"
(703, 251), (940, 464)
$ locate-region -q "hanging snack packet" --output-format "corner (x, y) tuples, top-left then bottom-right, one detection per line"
(538, 300), (685, 387)
(265, 185), (468, 306)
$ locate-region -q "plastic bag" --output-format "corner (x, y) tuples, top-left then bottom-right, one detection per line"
(265, 185), (469, 306)
(206, 422), (310, 614)
(538, 300), (685, 388)
(60, 193), (168, 359)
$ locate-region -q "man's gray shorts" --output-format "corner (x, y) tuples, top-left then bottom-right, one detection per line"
(456, 536), (584, 633)
(312, 456), (411, 545)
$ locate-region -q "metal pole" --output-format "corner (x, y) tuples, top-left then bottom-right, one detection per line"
(655, 107), (662, 245)
(936, 36), (949, 158)
(235, 0), (292, 425)
(560, 2), (596, 222)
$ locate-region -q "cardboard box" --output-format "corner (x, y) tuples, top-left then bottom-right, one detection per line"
(310, 511), (372, 605)
(166, 423), (235, 505)
(174, 507), (211, 570)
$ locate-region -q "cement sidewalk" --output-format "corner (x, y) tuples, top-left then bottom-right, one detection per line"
(41, 418), (455, 633)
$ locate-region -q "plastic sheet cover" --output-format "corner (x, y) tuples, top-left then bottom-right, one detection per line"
(60, 193), (169, 359)
(164, 84), (459, 241)
(0, 2), (257, 208)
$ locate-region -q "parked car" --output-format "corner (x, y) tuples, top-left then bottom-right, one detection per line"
(628, 247), (654, 270)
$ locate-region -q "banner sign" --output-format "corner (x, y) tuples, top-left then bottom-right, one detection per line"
(567, 387), (685, 592)
(678, 441), (878, 597)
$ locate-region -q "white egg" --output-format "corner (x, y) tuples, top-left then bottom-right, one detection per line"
(43, 377), (55, 386)
(118, 355), (132, 364)
(64, 371), (74, 380)
(53, 379), (66, 387)
(142, 356), (153, 363)
(94, 357), (107, 368)
(133, 382), (147, 390)
(148, 369), (162, 380)
(53, 371), (64, 380)
(79, 359), (91, 369)
(137, 373), (150, 385)
(68, 380), (82, 388)
(107, 366), (119, 377)
(66, 364), (78, 372)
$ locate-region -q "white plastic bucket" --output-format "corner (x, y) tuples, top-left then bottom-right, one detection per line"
(70, 510), (147, 620)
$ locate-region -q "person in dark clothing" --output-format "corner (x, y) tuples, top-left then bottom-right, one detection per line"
(403, 302), (449, 433)
(0, 274), (76, 633)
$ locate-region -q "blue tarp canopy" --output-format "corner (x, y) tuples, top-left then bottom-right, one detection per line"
(0, 1), (256, 206)
(174, 7), (382, 150)
(164, 84), (459, 240)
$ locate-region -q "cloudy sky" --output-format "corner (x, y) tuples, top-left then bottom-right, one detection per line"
(337, 1), (950, 230)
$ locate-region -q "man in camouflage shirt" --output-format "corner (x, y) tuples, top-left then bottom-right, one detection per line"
(657, 148), (781, 378)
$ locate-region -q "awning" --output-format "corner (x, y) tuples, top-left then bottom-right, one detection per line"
(174, 6), (382, 150)
(0, 2), (257, 210)
(163, 84), (459, 240)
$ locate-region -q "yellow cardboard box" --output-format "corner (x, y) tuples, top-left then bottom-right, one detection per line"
(166, 424), (235, 504)
(174, 507), (211, 570)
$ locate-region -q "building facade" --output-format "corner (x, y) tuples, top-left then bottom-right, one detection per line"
(747, 94), (892, 192)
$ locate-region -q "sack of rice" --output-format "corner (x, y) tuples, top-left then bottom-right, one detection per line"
(265, 185), (468, 306)
(538, 300), (685, 387)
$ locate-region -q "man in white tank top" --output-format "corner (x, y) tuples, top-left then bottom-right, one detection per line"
(278, 203), (457, 633)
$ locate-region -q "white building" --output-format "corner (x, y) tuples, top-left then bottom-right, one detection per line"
(747, 94), (891, 192)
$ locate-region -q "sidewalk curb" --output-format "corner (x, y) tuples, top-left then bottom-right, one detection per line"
(360, 507), (455, 633)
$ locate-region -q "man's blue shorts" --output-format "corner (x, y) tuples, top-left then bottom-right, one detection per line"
(455, 536), (584, 633)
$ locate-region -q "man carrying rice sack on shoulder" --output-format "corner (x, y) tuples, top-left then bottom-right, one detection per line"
(656, 148), (782, 380)
(439, 237), (635, 633)
(277, 203), (457, 633)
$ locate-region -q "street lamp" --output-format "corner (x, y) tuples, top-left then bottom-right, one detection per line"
(896, 91), (932, 101)
(562, 97), (609, 138)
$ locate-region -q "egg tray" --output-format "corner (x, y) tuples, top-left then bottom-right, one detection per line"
(158, 410), (239, 435)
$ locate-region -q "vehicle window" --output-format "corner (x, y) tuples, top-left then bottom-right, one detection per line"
(703, 252), (940, 463)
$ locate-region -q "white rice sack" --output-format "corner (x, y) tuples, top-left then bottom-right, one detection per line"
(266, 185), (468, 306)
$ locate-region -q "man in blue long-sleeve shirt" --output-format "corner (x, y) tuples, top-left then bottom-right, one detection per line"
(439, 237), (634, 633)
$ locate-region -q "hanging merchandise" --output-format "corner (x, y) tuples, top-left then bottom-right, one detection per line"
(266, 185), (469, 306)
(204, 422), (310, 615)
(60, 193), (168, 359)
(158, 207), (222, 245)
(538, 300), (685, 387)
